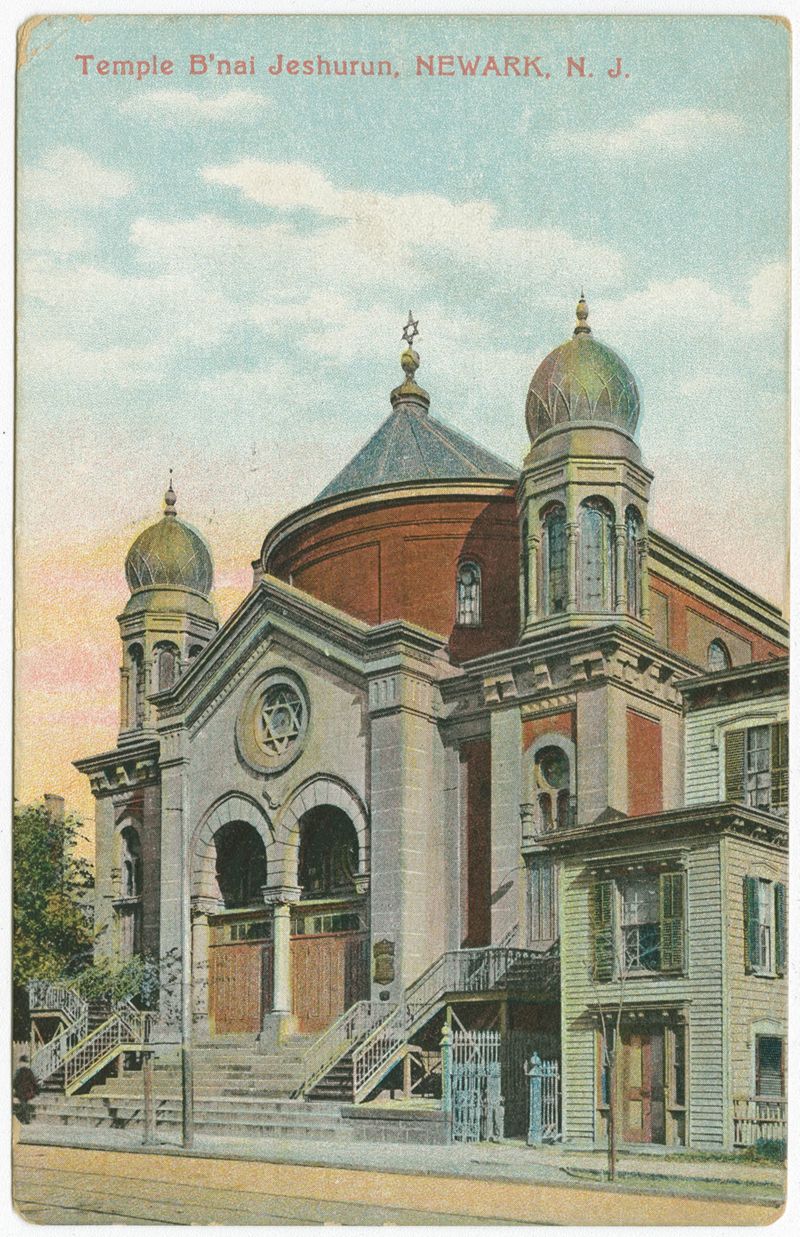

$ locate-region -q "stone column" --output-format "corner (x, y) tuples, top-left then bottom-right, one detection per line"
(259, 885), (300, 1048)
(119, 666), (130, 731)
(190, 899), (215, 1036)
(272, 903), (292, 1014)
(566, 522), (578, 612)
(526, 530), (539, 625)
(639, 538), (651, 624)
(614, 523), (627, 612)
(490, 706), (523, 944)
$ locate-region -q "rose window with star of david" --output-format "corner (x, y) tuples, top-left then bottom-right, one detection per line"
(256, 683), (306, 758)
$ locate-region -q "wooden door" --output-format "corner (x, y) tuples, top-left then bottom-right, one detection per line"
(209, 943), (264, 1034)
(291, 932), (368, 1033)
(620, 1027), (666, 1144)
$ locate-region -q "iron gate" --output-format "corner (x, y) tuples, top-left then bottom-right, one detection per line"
(526, 1052), (561, 1144)
(450, 1030), (503, 1142)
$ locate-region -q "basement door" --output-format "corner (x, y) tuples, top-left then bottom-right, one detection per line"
(291, 931), (369, 1033)
(209, 942), (272, 1035)
(620, 1026), (666, 1144)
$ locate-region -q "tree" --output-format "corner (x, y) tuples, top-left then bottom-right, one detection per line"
(13, 800), (94, 1034)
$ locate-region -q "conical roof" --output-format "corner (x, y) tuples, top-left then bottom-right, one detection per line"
(317, 345), (517, 501)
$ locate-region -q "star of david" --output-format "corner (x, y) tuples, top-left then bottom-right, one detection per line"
(257, 686), (304, 756)
(401, 311), (419, 346)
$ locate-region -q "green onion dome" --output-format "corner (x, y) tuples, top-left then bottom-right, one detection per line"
(525, 297), (641, 442)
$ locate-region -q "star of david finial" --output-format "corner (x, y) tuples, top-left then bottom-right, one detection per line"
(401, 311), (420, 347)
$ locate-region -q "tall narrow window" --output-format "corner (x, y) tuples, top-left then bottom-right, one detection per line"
(756, 1037), (785, 1098)
(543, 506), (567, 615)
(456, 561), (482, 626)
(120, 827), (142, 897)
(707, 638), (732, 672)
(534, 745), (572, 832)
(745, 726), (771, 809)
(156, 643), (179, 691)
(580, 499), (614, 611)
(625, 507), (642, 616)
(128, 644), (144, 729)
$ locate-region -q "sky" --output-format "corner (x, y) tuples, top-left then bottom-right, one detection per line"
(14, 12), (790, 825)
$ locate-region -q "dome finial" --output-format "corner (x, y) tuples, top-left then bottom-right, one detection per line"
(164, 470), (177, 518)
(574, 293), (591, 335)
(391, 310), (430, 413)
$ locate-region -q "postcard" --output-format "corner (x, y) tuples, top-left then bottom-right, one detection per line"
(12, 9), (790, 1226)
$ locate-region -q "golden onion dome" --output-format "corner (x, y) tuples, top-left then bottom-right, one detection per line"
(125, 481), (213, 596)
(525, 296), (641, 442)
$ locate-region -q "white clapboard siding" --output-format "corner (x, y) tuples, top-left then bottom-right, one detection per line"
(560, 837), (727, 1148)
(722, 835), (787, 1109)
(684, 697), (787, 807)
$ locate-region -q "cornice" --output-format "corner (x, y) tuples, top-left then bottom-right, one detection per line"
(538, 802), (788, 856)
(647, 530), (787, 642)
(260, 478), (516, 566)
(73, 740), (160, 798)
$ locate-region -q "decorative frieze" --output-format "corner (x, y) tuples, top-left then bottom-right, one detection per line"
(368, 672), (434, 717)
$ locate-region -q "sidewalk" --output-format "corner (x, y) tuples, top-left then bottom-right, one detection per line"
(17, 1121), (785, 1204)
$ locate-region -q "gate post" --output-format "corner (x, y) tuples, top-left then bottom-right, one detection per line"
(440, 1024), (453, 1142)
(527, 1052), (542, 1146)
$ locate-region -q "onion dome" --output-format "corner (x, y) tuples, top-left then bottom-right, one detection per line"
(525, 296), (641, 442)
(125, 480), (213, 595)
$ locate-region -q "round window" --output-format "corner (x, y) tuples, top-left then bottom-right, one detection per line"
(237, 672), (309, 774)
(536, 746), (570, 791)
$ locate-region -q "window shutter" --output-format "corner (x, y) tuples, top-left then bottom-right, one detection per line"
(774, 882), (786, 977)
(725, 730), (745, 802)
(591, 880), (614, 982)
(743, 876), (760, 973)
(771, 722), (788, 812)
(659, 871), (685, 973)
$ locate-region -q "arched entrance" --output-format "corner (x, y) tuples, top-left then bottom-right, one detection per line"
(290, 805), (369, 1033)
(205, 818), (271, 1035)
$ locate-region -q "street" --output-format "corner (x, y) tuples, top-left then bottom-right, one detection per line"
(13, 1141), (782, 1226)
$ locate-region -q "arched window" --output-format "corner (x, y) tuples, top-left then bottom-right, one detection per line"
(188, 644), (203, 662)
(128, 643), (144, 729)
(708, 638), (732, 672)
(120, 826), (142, 897)
(298, 806), (359, 898)
(580, 499), (615, 611)
(534, 746), (573, 832)
(214, 821), (267, 909)
(625, 506), (643, 616)
(542, 505), (567, 616)
(156, 642), (179, 691)
(456, 561), (482, 626)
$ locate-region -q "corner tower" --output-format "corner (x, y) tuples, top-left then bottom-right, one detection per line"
(518, 297), (653, 640)
(118, 479), (217, 737)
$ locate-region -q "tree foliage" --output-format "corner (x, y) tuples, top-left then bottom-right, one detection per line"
(13, 800), (94, 989)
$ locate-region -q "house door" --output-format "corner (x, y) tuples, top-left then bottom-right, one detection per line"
(620, 1026), (666, 1144)
(291, 931), (369, 1033)
(209, 942), (271, 1034)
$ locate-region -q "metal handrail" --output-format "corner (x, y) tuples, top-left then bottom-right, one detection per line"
(30, 1009), (89, 1083)
(299, 1000), (395, 1096)
(28, 980), (87, 1025)
(62, 1007), (152, 1095)
(352, 947), (556, 1101)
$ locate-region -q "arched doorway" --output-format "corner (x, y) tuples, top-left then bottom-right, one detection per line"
(207, 821), (271, 1035)
(290, 806), (369, 1033)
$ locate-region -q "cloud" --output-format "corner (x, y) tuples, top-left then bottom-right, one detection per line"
(200, 160), (625, 287)
(594, 262), (787, 345)
(21, 145), (133, 209)
(120, 88), (271, 122)
(549, 109), (747, 157)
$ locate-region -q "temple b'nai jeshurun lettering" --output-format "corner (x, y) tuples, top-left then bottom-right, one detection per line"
(62, 300), (786, 1150)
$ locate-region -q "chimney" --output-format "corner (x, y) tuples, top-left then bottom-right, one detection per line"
(44, 794), (65, 822)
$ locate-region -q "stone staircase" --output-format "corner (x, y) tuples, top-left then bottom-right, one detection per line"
(26, 1035), (351, 1143)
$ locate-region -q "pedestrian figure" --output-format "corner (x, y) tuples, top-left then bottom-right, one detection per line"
(13, 1056), (38, 1124)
